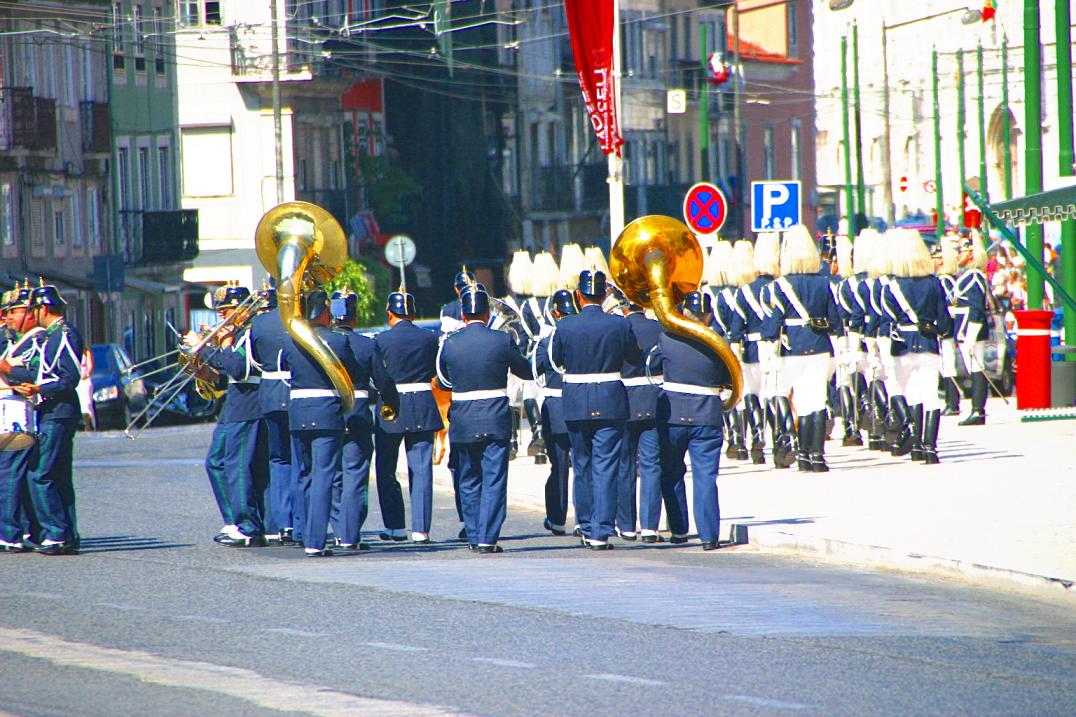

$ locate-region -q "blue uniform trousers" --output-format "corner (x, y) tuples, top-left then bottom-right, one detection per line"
(330, 417), (374, 546)
(543, 433), (571, 530)
(204, 422), (234, 526)
(294, 429), (341, 551)
(448, 447), (463, 522)
(456, 438), (509, 546)
(567, 419), (624, 542)
(263, 411), (295, 535)
(627, 421), (665, 532)
(219, 419), (267, 538)
(659, 424), (723, 543)
(374, 429), (434, 533)
(26, 417), (79, 543)
(0, 448), (33, 544)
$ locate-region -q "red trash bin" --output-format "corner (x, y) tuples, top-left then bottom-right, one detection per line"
(1013, 310), (1054, 409)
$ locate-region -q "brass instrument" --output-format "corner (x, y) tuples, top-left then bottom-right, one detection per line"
(610, 215), (743, 410)
(255, 201), (357, 415)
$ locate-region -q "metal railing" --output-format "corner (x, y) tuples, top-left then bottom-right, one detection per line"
(118, 209), (200, 265)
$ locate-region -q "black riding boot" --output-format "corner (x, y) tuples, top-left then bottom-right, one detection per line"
(723, 411), (735, 458)
(509, 407), (521, 461)
(888, 396), (914, 456)
(910, 403), (925, 461)
(726, 410), (749, 460)
(796, 413), (812, 471)
(942, 381), (961, 416)
(923, 409), (941, 464)
(840, 386), (863, 446)
(523, 398), (546, 461)
(810, 411), (830, 472)
(959, 372), (987, 426)
(772, 397), (796, 469)
(868, 380), (888, 450)
(746, 394), (767, 464)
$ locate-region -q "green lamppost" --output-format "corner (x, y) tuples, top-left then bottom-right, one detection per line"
(933, 49), (944, 237)
(1024, 0), (1044, 309)
(1056, 0), (1075, 351)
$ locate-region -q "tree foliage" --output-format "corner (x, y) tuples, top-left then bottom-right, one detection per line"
(360, 152), (422, 229)
(324, 259), (390, 327)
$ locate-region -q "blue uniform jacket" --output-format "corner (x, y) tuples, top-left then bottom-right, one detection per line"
(882, 276), (954, 355)
(249, 309), (292, 414)
(533, 335), (567, 434)
(762, 273), (843, 356)
(844, 273), (869, 334)
(9, 320), (83, 421)
(519, 296), (548, 341)
(373, 319), (444, 434)
(334, 326), (398, 428)
(729, 275), (773, 364)
(281, 325), (357, 432)
(953, 269), (989, 342)
(651, 329), (731, 427)
(202, 327), (262, 424)
(550, 304), (641, 423)
(622, 311), (663, 422)
(437, 322), (532, 442)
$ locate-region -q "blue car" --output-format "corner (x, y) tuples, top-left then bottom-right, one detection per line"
(90, 344), (148, 430)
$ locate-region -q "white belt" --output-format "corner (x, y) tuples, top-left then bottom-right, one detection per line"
(452, 389), (508, 402)
(747, 332), (762, 341)
(662, 381), (725, 397)
(784, 319), (809, 327)
(353, 389), (369, 399)
(290, 388), (338, 399)
(621, 375), (660, 387)
(542, 388), (562, 398)
(563, 372), (621, 383)
(229, 376), (261, 384)
(898, 324), (919, 332)
(396, 382), (432, 393)
(261, 370), (291, 380)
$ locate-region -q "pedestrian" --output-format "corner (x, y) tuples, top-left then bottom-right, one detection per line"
(77, 347), (95, 432)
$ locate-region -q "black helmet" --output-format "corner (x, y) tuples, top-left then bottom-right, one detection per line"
(577, 269), (607, 299)
(453, 270), (476, 292)
(683, 290), (713, 316)
(386, 291), (416, 318)
(302, 289), (330, 322)
(29, 284), (66, 309)
(460, 287), (490, 317)
(213, 284), (250, 310)
(331, 290), (358, 322)
(550, 289), (578, 317)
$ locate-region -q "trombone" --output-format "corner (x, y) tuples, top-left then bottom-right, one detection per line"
(123, 291), (265, 439)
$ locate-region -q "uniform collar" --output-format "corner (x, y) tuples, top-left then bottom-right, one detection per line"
(46, 317), (65, 334)
(581, 304), (602, 312)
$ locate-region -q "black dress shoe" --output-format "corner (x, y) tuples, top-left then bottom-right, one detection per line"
(476, 545), (503, 554)
(669, 536), (689, 545)
(467, 544), (478, 552)
(543, 518), (566, 536)
(379, 532), (408, 542)
(701, 541), (720, 551)
(457, 527), (468, 540)
(639, 534), (664, 544)
(615, 529), (637, 541)
(572, 526), (582, 537)
(35, 541), (79, 555)
(412, 537), (432, 545)
(218, 534), (267, 548)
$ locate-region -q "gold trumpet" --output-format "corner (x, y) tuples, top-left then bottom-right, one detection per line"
(255, 201), (357, 415)
(610, 215), (744, 410)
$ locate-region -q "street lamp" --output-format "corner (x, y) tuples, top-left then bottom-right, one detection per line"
(830, 2), (985, 226)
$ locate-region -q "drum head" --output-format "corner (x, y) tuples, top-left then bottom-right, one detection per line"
(0, 432), (34, 451)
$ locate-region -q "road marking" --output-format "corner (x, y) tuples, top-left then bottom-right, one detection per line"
(471, 657), (535, 669)
(174, 615), (231, 625)
(585, 673), (667, 686)
(0, 627), (470, 717)
(97, 602), (150, 612)
(364, 641), (429, 653)
(262, 628), (327, 638)
(720, 694), (812, 711)
(20, 592), (65, 600)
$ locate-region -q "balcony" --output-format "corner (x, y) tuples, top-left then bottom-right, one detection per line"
(80, 101), (110, 154)
(533, 166), (574, 211)
(229, 26), (313, 80)
(0, 87), (56, 152)
(119, 209), (199, 265)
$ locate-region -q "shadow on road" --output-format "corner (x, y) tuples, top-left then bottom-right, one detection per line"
(79, 536), (196, 553)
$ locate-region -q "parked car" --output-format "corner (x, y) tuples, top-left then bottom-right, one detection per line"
(141, 365), (222, 424)
(90, 344), (148, 430)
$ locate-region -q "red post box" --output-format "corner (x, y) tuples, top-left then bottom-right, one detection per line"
(1013, 310), (1054, 409)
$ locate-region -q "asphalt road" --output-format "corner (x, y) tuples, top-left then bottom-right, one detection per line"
(0, 423), (1073, 717)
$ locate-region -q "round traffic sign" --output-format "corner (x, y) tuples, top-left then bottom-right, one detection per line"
(384, 234), (416, 266)
(682, 182), (728, 235)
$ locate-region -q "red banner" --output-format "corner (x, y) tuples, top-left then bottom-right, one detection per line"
(564, 0), (623, 156)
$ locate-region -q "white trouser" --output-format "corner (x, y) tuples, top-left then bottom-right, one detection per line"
(877, 336), (903, 396)
(894, 353), (942, 410)
(939, 338), (958, 378)
(740, 362), (763, 402)
(779, 354), (831, 414)
(958, 340), (987, 374)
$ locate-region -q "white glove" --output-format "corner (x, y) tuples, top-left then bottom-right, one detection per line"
(965, 321), (983, 342)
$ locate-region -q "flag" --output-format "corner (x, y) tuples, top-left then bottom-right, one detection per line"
(982, 0), (997, 22)
(564, 0), (623, 156)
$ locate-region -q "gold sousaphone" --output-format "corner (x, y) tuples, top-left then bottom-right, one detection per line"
(610, 215), (744, 410)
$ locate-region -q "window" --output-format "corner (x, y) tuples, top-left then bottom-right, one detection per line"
(31, 199), (44, 247)
(41, 42), (56, 98)
(64, 44), (77, 105)
(113, 1), (126, 70)
(117, 147), (131, 209)
(153, 7), (165, 73)
(179, 0), (198, 25)
(54, 208), (65, 247)
(181, 127), (233, 196)
(790, 121), (801, 180)
(763, 126), (775, 179)
(81, 41), (95, 100)
(134, 5), (145, 54)
(205, 1), (221, 25)
(158, 146), (171, 208)
(1, 184), (14, 247)
(299, 159), (308, 191)
(138, 147), (150, 208)
(787, 2), (798, 58)
(87, 186), (101, 248)
(72, 189), (84, 248)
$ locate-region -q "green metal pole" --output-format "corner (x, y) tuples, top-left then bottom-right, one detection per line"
(1001, 37), (1012, 200)
(933, 49), (944, 237)
(957, 49), (967, 228)
(699, 23), (709, 179)
(1025, 0), (1044, 309)
(977, 42), (988, 203)
(841, 35), (854, 231)
(1056, 0), (1075, 351)
(852, 23), (865, 228)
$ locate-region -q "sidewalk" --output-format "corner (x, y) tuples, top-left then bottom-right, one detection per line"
(430, 397), (1076, 603)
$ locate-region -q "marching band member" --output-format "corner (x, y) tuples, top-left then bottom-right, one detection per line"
(727, 240), (765, 464)
(558, 244), (586, 294)
(436, 287), (533, 553)
(762, 227), (842, 473)
(503, 251), (545, 463)
(751, 232), (793, 468)
(851, 229), (884, 449)
(197, 284), (268, 547)
(652, 290), (732, 550)
(280, 290), (357, 557)
(861, 229), (893, 451)
(834, 233), (864, 446)
(882, 230), (953, 464)
(440, 269), (476, 335)
(707, 241), (748, 461)
(2, 284), (85, 554)
(551, 269), (641, 550)
(533, 289), (576, 536)
(954, 238), (990, 426)
(873, 234), (914, 456)
(374, 290), (443, 544)
(934, 237), (962, 415)
(248, 282), (298, 545)
(330, 290), (399, 550)
(618, 297), (663, 542)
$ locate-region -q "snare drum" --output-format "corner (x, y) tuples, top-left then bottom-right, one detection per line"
(0, 394), (36, 451)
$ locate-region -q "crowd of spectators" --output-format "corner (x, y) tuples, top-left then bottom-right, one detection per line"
(984, 239), (1062, 331)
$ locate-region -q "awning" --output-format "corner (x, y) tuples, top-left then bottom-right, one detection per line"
(125, 277), (183, 294)
(990, 185), (1076, 227)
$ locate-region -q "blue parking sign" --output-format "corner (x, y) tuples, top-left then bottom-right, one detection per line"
(751, 181), (801, 232)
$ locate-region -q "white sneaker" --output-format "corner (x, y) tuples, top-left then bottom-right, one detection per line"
(411, 532), (430, 543)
